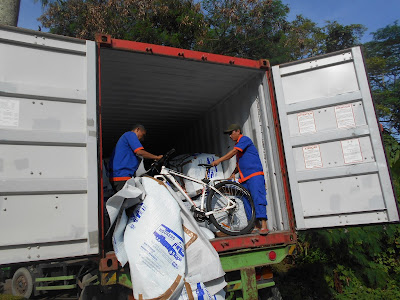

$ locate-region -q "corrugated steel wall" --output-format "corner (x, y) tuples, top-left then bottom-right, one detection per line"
(0, 26), (99, 265)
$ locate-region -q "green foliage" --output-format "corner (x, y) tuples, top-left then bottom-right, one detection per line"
(34, 0), (54, 8)
(40, 0), (207, 49)
(38, 0), (367, 65)
(282, 15), (326, 60)
(199, 2), (365, 63)
(282, 18), (365, 62)
(277, 221), (400, 299)
(199, 0), (290, 64)
(384, 133), (400, 178)
(324, 21), (366, 52)
(365, 22), (400, 138)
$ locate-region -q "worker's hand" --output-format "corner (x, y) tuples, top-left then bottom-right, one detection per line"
(228, 173), (236, 180)
(155, 155), (163, 160)
(211, 161), (219, 167)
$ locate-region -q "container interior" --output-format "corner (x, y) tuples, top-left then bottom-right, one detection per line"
(100, 47), (290, 232)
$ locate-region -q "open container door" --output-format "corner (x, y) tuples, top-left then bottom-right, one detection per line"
(0, 26), (99, 264)
(272, 46), (400, 230)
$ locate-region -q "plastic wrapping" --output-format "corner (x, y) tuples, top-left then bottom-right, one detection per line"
(106, 176), (226, 300)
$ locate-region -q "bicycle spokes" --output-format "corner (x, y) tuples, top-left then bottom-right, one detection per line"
(208, 188), (251, 232)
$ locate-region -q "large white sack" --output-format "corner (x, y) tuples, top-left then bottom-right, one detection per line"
(106, 178), (144, 266)
(106, 176), (226, 300)
(162, 181), (226, 296)
(125, 177), (186, 300)
(169, 153), (225, 197)
(176, 280), (225, 300)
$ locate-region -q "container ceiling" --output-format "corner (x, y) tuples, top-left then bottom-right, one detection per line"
(100, 48), (263, 156)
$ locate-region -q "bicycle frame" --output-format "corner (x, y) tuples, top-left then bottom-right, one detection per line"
(154, 166), (237, 216)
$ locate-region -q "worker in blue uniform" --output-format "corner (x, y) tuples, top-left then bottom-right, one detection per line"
(108, 124), (163, 192)
(211, 124), (268, 234)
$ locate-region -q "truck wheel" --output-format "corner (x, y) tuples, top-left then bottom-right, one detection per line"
(11, 267), (33, 299)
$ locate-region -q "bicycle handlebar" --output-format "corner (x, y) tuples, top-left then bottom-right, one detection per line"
(158, 148), (176, 166)
(198, 163), (213, 168)
(147, 148), (176, 176)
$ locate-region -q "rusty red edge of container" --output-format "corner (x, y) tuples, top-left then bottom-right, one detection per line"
(95, 34), (269, 70)
(211, 231), (296, 253)
(96, 35), (297, 257)
(99, 231), (296, 272)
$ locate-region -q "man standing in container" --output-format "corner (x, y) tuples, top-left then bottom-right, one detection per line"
(211, 124), (268, 234)
(108, 124), (163, 192)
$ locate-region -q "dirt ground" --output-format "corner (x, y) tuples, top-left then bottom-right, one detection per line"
(0, 280), (12, 296)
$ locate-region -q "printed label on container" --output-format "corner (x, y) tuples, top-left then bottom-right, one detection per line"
(335, 104), (356, 129)
(303, 145), (323, 169)
(297, 111), (316, 134)
(0, 99), (19, 127)
(341, 139), (363, 164)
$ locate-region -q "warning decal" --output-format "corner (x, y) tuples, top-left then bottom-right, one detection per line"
(303, 145), (323, 169)
(297, 111), (316, 134)
(0, 99), (19, 127)
(335, 104), (356, 129)
(341, 139), (363, 164)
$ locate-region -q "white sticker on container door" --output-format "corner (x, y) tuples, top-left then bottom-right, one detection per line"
(297, 111), (316, 134)
(335, 104), (356, 129)
(303, 145), (323, 169)
(0, 99), (19, 127)
(341, 139), (363, 164)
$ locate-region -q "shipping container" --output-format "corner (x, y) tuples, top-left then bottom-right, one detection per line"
(0, 25), (399, 299)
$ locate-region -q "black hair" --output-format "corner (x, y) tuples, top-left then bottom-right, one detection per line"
(132, 124), (146, 131)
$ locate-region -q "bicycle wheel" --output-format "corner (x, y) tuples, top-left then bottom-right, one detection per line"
(206, 181), (256, 236)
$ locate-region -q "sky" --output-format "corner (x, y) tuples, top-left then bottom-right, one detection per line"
(282, 0), (400, 43)
(18, 0), (400, 43)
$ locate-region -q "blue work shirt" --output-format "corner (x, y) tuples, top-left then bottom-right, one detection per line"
(234, 135), (264, 183)
(109, 131), (144, 181)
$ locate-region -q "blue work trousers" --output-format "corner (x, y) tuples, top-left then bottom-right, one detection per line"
(241, 175), (268, 219)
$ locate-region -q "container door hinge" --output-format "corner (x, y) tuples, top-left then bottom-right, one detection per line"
(95, 34), (112, 47)
(258, 59), (270, 70)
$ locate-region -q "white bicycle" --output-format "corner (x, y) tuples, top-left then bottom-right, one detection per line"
(147, 149), (256, 236)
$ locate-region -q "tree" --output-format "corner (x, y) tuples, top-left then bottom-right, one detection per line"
(364, 22), (400, 138)
(324, 21), (366, 53)
(199, 0), (290, 64)
(0, 0), (21, 26)
(283, 15), (325, 61)
(38, 0), (367, 65)
(39, 0), (207, 49)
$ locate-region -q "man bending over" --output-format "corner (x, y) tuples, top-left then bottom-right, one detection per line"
(108, 124), (163, 192)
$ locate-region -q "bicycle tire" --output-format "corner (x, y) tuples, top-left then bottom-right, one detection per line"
(206, 181), (256, 236)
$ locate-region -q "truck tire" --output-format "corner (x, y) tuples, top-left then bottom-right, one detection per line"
(11, 267), (33, 299)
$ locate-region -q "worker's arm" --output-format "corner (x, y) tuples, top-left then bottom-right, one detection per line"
(227, 166), (238, 180)
(136, 149), (163, 160)
(211, 148), (239, 167)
